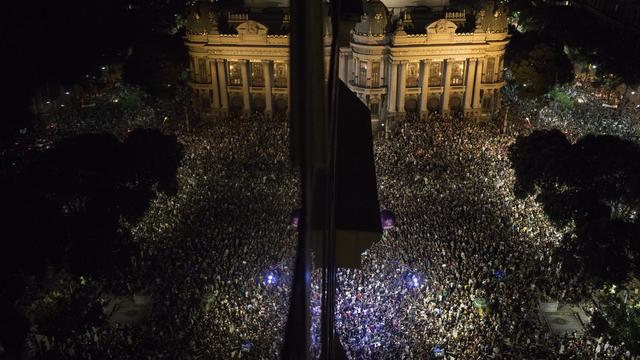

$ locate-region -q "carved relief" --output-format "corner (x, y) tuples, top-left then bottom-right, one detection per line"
(426, 19), (458, 35)
(236, 21), (268, 36)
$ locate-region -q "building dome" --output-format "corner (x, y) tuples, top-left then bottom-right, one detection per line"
(354, 0), (390, 35)
(186, 1), (219, 35)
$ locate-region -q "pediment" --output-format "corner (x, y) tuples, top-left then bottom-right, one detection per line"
(236, 20), (268, 35)
(426, 19), (457, 34)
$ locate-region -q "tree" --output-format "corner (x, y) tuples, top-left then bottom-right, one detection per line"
(0, 128), (183, 358)
(506, 2), (640, 90)
(122, 33), (187, 99)
(589, 291), (640, 354)
(0, 129), (183, 281)
(510, 130), (640, 287)
(506, 31), (574, 98)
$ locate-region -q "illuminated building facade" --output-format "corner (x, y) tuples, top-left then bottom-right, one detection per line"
(184, 0), (510, 124)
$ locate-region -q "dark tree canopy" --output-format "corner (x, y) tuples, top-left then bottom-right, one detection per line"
(510, 130), (640, 287)
(505, 31), (574, 98)
(0, 129), (183, 358)
(506, 2), (640, 87)
(0, 129), (183, 282)
(589, 292), (640, 354)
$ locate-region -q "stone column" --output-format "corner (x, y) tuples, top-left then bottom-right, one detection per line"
(355, 57), (360, 86)
(419, 59), (430, 117)
(240, 60), (251, 114)
(193, 56), (200, 81)
(263, 60), (273, 117)
(473, 57), (483, 110)
(339, 52), (347, 82)
(464, 58), (477, 113)
(216, 59), (229, 111)
(210, 60), (221, 111)
(387, 60), (398, 114)
(397, 61), (407, 113)
(379, 60), (385, 88)
(441, 59), (453, 114)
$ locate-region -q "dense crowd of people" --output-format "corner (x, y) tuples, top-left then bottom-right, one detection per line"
(514, 81), (640, 142)
(20, 78), (640, 359)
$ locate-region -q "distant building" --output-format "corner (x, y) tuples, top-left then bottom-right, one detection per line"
(184, 0), (510, 124)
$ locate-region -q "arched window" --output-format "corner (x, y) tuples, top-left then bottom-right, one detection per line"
(370, 102), (379, 116)
(198, 58), (208, 83)
(427, 97), (440, 112)
(485, 58), (495, 83)
(228, 62), (242, 86)
(449, 96), (462, 112)
(450, 62), (465, 86)
(429, 62), (443, 86)
(274, 63), (288, 88)
(251, 62), (264, 87)
(406, 63), (419, 87)
(359, 61), (368, 87)
(371, 62), (380, 87)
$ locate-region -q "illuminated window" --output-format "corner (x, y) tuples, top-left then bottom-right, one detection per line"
(429, 62), (443, 86)
(251, 62), (264, 87)
(198, 58), (208, 83)
(359, 61), (368, 87)
(485, 58), (495, 83)
(370, 101), (379, 116)
(371, 62), (380, 87)
(228, 61), (242, 86)
(406, 62), (419, 87)
(450, 61), (465, 86)
(274, 63), (288, 88)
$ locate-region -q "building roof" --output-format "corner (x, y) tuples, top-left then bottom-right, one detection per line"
(185, 1), (219, 35)
(380, 0), (449, 9)
(244, 0), (289, 8)
(354, 0), (391, 35)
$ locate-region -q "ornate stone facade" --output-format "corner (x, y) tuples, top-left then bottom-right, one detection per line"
(184, 0), (510, 123)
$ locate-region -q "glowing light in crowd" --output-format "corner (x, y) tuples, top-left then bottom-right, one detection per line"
(380, 209), (396, 230)
(265, 273), (277, 285)
(433, 346), (444, 358)
(408, 274), (420, 288)
(290, 209), (301, 228)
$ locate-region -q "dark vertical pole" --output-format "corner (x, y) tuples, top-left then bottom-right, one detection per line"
(284, 0), (326, 358)
(322, 0), (342, 358)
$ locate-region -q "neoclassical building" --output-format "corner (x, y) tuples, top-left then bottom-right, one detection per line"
(184, 0), (510, 124)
